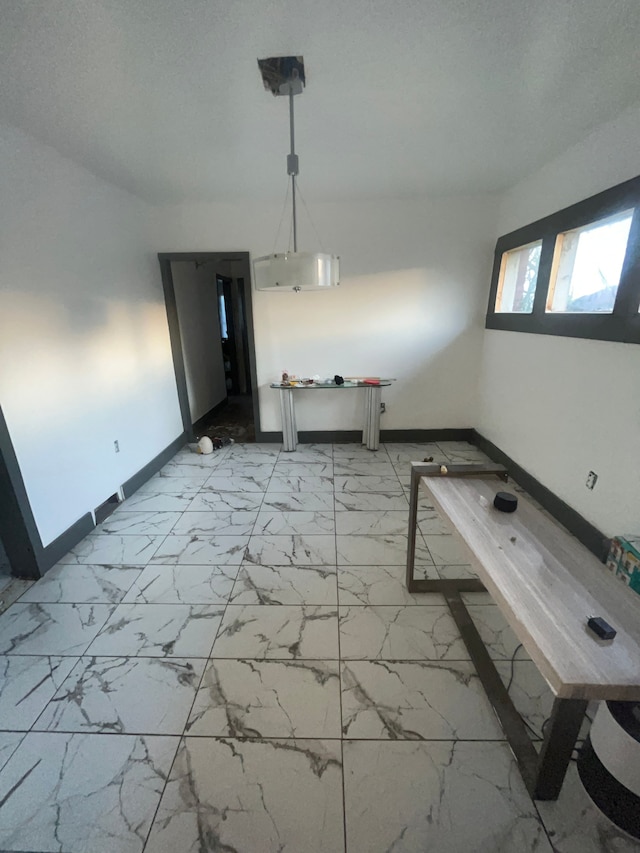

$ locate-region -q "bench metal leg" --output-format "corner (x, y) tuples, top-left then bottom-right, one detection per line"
(405, 466), (421, 590)
(403, 461), (580, 802)
(443, 589), (585, 802)
(280, 389), (298, 452)
(443, 590), (541, 791)
(534, 697), (588, 800)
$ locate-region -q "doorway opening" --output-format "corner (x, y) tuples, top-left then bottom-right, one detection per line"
(158, 252), (259, 444)
(199, 273), (255, 442)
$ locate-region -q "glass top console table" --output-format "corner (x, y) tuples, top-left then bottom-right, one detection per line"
(269, 380), (393, 451)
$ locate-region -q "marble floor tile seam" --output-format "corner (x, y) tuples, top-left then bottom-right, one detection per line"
(0, 651), (519, 664)
(59, 531), (172, 567)
(138, 588), (339, 850)
(135, 715), (204, 852)
(337, 655), (494, 663)
(106, 511), (267, 539)
(2, 601), (245, 615)
(192, 483), (271, 504)
(0, 603), (123, 657)
(335, 469), (405, 486)
(16, 651), (219, 738)
(336, 645), (527, 664)
(0, 727), (515, 744)
(335, 547), (349, 853)
(132, 575), (243, 844)
(336, 603), (469, 608)
(0, 649), (231, 661)
(184, 655), (345, 665)
(135, 734), (554, 853)
(175, 506), (266, 538)
(215, 600), (460, 604)
(0, 650), (99, 661)
(5, 730), (507, 742)
(1, 654), (85, 734)
(79, 583), (234, 661)
(335, 600), (452, 607)
(8, 591), (189, 607)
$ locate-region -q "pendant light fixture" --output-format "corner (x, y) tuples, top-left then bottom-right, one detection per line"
(253, 56), (340, 292)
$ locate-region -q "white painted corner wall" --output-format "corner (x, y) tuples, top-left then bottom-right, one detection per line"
(0, 123), (183, 546)
(0, 119), (500, 551)
(156, 195), (499, 434)
(4, 98), (637, 553)
(171, 262), (226, 423)
(478, 104), (640, 536)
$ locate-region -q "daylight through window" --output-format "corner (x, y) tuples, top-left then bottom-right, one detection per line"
(546, 210), (633, 313)
(495, 241), (541, 313)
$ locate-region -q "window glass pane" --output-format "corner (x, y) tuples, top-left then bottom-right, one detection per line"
(218, 293), (229, 339)
(547, 210), (633, 313)
(495, 241), (541, 313)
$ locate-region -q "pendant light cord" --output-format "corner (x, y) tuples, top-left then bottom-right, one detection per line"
(295, 179), (326, 254)
(289, 87), (298, 252)
(273, 77), (326, 256)
(272, 177), (291, 255)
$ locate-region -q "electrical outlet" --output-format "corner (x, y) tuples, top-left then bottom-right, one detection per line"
(380, 402), (386, 413)
(586, 471), (598, 490)
(114, 440), (120, 453)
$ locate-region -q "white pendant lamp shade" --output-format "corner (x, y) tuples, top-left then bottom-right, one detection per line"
(254, 56), (340, 293)
(253, 251), (340, 292)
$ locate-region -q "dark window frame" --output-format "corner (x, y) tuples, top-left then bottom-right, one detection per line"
(485, 175), (640, 344)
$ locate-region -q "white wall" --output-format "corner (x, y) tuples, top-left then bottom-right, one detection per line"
(479, 104), (640, 535)
(156, 195), (499, 433)
(0, 123), (183, 546)
(171, 262), (226, 423)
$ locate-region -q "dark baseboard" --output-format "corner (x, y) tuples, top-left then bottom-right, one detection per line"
(256, 430), (359, 443)
(122, 432), (188, 498)
(381, 428), (475, 442)
(6, 429), (188, 578)
(472, 431), (609, 560)
(37, 431), (188, 576)
(94, 493), (121, 525)
(233, 425), (608, 560)
(192, 398), (229, 436)
(254, 430), (283, 443)
(38, 513), (95, 575)
(254, 428), (476, 445)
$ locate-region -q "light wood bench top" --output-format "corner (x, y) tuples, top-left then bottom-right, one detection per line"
(421, 474), (640, 700)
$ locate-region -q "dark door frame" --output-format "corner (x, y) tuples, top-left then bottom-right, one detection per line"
(0, 406), (93, 579)
(0, 405), (41, 578)
(158, 252), (260, 442)
(237, 277), (253, 395)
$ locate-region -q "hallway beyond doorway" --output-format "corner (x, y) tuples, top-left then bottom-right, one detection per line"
(194, 395), (255, 444)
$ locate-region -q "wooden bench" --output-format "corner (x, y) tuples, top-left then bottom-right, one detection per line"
(405, 463), (640, 800)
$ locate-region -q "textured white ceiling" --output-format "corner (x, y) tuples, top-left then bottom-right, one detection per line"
(1, 0), (640, 203)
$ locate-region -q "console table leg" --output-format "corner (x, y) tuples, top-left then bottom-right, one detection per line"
(362, 387), (370, 447)
(280, 389), (298, 452)
(533, 697), (588, 800)
(365, 385), (381, 450)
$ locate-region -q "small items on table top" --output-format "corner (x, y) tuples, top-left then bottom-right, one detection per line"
(278, 372), (382, 387)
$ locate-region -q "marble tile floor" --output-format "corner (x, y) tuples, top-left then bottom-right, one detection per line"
(0, 441), (637, 852)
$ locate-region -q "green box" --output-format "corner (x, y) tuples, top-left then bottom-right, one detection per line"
(608, 536), (640, 595)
